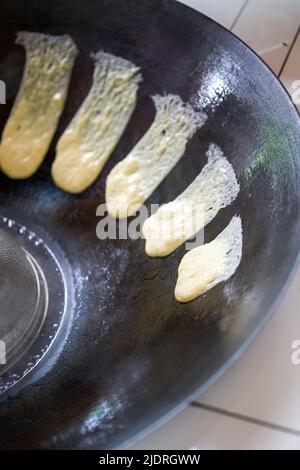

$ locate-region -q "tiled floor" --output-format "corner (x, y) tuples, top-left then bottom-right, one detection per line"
(131, 405), (300, 450)
(280, 31), (300, 111)
(130, 0), (300, 450)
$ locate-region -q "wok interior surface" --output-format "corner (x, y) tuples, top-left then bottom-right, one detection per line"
(0, 0), (300, 449)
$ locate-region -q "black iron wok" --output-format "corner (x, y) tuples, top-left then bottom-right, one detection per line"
(0, 0), (299, 450)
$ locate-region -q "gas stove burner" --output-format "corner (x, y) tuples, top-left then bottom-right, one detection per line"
(0, 215), (74, 395)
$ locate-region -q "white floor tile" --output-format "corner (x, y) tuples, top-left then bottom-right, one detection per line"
(280, 32), (300, 111)
(178, 0), (246, 29)
(232, 0), (300, 74)
(130, 405), (300, 450)
(196, 264), (300, 431)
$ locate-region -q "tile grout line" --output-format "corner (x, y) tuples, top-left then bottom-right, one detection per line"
(230, 0), (250, 31)
(190, 402), (300, 438)
(278, 25), (300, 78)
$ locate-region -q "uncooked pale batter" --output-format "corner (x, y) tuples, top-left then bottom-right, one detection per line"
(175, 216), (243, 303)
(142, 144), (239, 257)
(0, 32), (77, 178)
(106, 94), (207, 218)
(52, 52), (142, 193)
